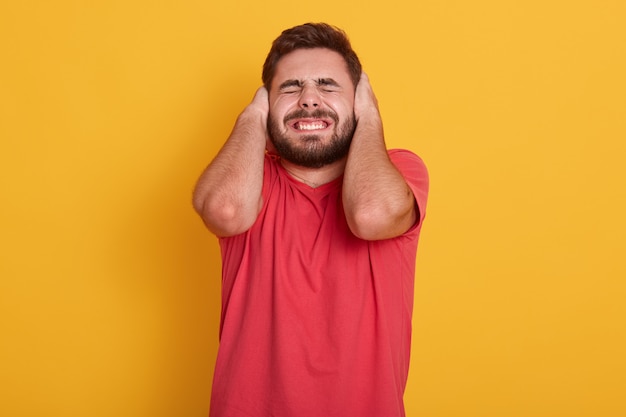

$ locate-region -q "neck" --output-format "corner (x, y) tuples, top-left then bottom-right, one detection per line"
(280, 158), (346, 188)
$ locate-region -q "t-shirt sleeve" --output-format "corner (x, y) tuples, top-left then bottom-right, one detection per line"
(388, 149), (429, 228)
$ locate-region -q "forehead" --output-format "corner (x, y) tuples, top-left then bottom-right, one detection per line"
(273, 48), (353, 87)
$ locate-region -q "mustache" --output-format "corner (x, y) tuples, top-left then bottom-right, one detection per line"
(283, 108), (339, 124)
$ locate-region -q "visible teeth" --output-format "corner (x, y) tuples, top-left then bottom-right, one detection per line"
(296, 122), (326, 130)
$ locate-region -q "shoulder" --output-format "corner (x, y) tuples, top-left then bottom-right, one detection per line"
(388, 148), (429, 223)
(388, 148), (426, 167)
(388, 149), (428, 181)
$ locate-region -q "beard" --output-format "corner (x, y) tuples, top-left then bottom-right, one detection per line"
(267, 108), (356, 169)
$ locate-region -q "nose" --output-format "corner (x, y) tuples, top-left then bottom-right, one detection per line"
(298, 85), (320, 109)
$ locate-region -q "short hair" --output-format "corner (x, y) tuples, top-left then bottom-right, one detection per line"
(262, 23), (362, 90)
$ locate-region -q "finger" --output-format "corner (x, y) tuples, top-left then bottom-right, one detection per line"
(249, 87), (270, 117)
(253, 86), (269, 103)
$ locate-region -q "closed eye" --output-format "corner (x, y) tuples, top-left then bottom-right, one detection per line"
(277, 78), (342, 94)
(279, 79), (302, 93)
(317, 78), (341, 92)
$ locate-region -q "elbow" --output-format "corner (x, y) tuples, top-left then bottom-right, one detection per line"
(345, 206), (392, 241)
(192, 189), (207, 218)
(193, 192), (259, 237)
(345, 201), (416, 241)
(201, 200), (251, 237)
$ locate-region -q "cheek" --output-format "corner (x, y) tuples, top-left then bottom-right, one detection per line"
(330, 96), (354, 115)
(272, 94), (299, 109)
(267, 106), (283, 126)
(268, 110), (289, 134)
(269, 102), (293, 123)
(336, 104), (355, 122)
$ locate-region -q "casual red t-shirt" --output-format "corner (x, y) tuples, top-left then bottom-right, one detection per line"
(210, 149), (429, 417)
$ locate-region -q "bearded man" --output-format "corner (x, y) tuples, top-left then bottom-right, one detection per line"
(193, 22), (429, 417)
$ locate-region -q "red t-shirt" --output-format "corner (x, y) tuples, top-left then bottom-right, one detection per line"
(210, 149), (429, 417)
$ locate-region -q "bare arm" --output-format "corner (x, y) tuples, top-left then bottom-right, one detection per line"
(192, 87), (269, 237)
(342, 73), (417, 240)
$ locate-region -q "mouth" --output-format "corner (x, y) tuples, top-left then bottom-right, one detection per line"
(289, 118), (332, 132)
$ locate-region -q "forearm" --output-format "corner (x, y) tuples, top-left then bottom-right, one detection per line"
(342, 116), (416, 240)
(193, 107), (266, 237)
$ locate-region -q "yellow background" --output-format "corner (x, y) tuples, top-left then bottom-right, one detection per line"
(1, 1), (625, 416)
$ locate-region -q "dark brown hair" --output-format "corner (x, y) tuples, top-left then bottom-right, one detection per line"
(262, 23), (362, 90)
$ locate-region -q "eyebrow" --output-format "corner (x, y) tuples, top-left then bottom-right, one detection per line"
(278, 78), (341, 90)
(316, 78), (340, 87)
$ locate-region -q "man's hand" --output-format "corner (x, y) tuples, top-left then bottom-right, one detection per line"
(245, 87), (276, 155)
(247, 86), (270, 123)
(354, 72), (381, 122)
(240, 86), (270, 141)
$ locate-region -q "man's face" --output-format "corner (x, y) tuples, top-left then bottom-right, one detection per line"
(267, 48), (357, 168)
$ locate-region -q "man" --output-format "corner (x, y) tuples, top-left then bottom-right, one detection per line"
(193, 22), (429, 417)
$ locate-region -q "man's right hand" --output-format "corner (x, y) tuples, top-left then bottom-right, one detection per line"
(244, 86), (269, 126)
(245, 87), (276, 155)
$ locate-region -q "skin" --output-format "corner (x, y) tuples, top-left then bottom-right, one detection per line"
(193, 47), (416, 240)
(267, 48), (356, 178)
